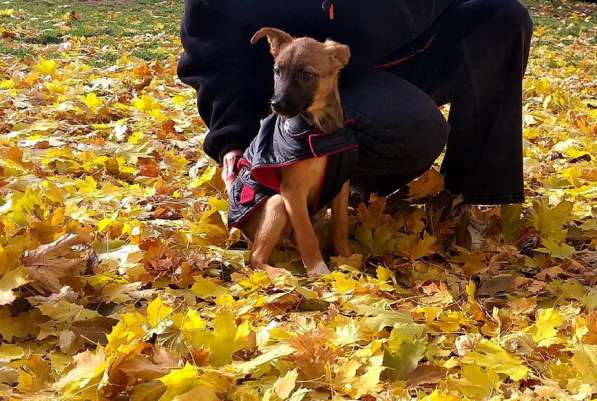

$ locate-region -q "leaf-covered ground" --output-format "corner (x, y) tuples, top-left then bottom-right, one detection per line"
(0, 1), (595, 400)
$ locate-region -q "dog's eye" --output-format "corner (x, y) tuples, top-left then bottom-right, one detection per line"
(273, 66), (281, 77)
(300, 71), (314, 82)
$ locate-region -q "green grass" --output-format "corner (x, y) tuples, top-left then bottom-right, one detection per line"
(0, 0), (182, 65)
(525, 0), (596, 44)
(0, 43), (29, 59)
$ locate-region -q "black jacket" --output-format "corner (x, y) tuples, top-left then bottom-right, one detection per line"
(228, 114), (357, 228)
(178, 0), (459, 163)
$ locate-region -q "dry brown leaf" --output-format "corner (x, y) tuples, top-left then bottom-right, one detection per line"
(22, 234), (96, 293)
(406, 365), (447, 388)
(137, 157), (161, 177)
(476, 274), (515, 297)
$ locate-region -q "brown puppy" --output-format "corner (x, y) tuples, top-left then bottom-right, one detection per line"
(238, 27), (352, 278)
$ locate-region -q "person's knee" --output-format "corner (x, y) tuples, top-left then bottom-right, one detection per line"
(342, 71), (448, 173)
(376, 107), (448, 173)
(408, 108), (449, 169)
(357, 103), (448, 174)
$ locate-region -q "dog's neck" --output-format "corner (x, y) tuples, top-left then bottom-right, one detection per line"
(304, 77), (343, 134)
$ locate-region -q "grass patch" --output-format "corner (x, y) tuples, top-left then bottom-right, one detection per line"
(525, 0), (596, 43)
(1, 0), (182, 66)
(132, 45), (170, 61)
(2, 0), (182, 39)
(0, 44), (30, 60)
(23, 30), (64, 45)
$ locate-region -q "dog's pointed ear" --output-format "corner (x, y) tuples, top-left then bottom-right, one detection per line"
(324, 40), (351, 69)
(251, 27), (293, 58)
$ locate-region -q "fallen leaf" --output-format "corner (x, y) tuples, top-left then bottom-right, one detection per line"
(408, 169), (444, 199)
(461, 339), (529, 381)
(273, 368), (298, 400)
(0, 266), (29, 305)
(406, 365), (446, 388)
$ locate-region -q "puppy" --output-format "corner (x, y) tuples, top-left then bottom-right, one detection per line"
(227, 27), (354, 278)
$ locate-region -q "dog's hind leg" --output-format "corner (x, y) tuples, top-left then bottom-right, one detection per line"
(244, 195), (290, 278)
(330, 181), (351, 257)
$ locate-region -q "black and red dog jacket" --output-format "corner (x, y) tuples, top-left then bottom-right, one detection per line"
(228, 113), (358, 228)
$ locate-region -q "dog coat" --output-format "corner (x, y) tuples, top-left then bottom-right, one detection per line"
(228, 113), (358, 228)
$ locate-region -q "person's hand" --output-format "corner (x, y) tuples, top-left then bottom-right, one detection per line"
(221, 149), (242, 191)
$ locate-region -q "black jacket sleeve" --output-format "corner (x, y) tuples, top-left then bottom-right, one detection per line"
(177, 0), (273, 163)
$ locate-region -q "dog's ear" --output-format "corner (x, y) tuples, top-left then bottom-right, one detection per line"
(324, 40), (351, 69)
(251, 27), (293, 58)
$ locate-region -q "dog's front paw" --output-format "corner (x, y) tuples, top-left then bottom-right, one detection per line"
(262, 265), (290, 280)
(306, 261), (331, 277)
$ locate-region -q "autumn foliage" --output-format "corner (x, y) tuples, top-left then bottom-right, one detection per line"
(0, 1), (595, 401)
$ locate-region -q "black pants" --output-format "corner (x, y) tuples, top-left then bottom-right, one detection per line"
(342, 0), (533, 204)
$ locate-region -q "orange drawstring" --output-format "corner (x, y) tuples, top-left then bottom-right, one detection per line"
(322, 0), (335, 20)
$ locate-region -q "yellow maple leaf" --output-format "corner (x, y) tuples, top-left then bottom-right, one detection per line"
(132, 94), (161, 112)
(128, 130), (143, 144)
(38, 300), (101, 322)
(326, 271), (360, 294)
(147, 296), (173, 328)
(0, 308), (41, 341)
(191, 277), (228, 298)
(461, 339), (529, 381)
(0, 343), (25, 362)
(17, 355), (51, 393)
(106, 311), (147, 354)
(422, 390), (460, 401)
(185, 311), (253, 367)
(273, 369), (298, 400)
(529, 198), (573, 242)
(171, 94), (187, 106)
(451, 364), (500, 400)
(383, 334), (426, 381)
(211, 313), (252, 366)
(34, 57), (57, 76)
(191, 165), (217, 189)
(570, 344), (597, 384)
(396, 232), (436, 260)
(536, 237), (575, 259)
(45, 80), (67, 94)
(6, 188), (47, 227)
(0, 266), (29, 305)
(0, 79), (15, 89)
(527, 308), (564, 347)
(236, 271), (270, 291)
(158, 363), (200, 401)
(80, 92), (103, 112)
(333, 321), (362, 347)
(416, 306), (443, 322)
(362, 309), (413, 332)
(233, 344), (295, 375)
(387, 322), (426, 354)
(350, 354), (384, 398)
(54, 349), (106, 394)
(171, 383), (220, 401)
(376, 266), (393, 282)
(411, 233), (437, 259)
(173, 309), (207, 340)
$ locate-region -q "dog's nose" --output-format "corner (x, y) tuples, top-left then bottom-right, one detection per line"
(270, 99), (286, 113)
